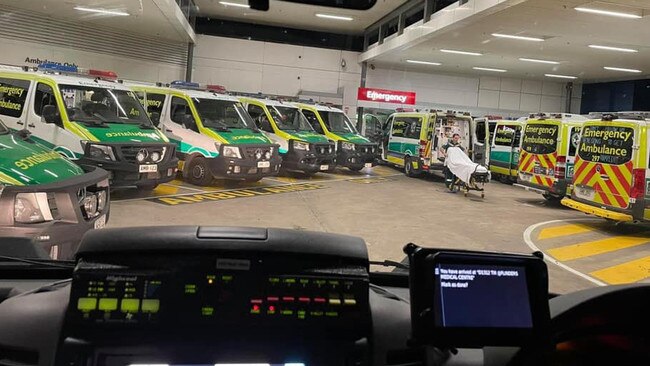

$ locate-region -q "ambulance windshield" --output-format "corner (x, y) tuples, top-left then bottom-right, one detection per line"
(193, 98), (256, 131)
(321, 111), (358, 134)
(61, 86), (152, 127)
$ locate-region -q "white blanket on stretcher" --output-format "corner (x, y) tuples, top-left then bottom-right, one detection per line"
(444, 146), (489, 184)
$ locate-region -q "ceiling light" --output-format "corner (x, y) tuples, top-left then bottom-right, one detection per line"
(315, 13), (353, 21)
(545, 74), (577, 80)
(73, 6), (129, 16)
(575, 7), (641, 19)
(492, 33), (544, 42)
(588, 45), (638, 53)
(519, 58), (560, 65)
(604, 66), (642, 73)
(219, 1), (250, 8)
(473, 67), (507, 73)
(440, 49), (482, 56)
(406, 60), (441, 66)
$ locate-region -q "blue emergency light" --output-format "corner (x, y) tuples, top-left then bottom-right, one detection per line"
(38, 63), (78, 73)
(170, 80), (200, 89)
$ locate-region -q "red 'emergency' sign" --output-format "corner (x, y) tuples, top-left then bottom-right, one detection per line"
(357, 87), (416, 105)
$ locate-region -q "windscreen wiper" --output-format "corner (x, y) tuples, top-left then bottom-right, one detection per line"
(0, 255), (75, 269)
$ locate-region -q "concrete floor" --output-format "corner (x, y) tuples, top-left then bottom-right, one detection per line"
(108, 166), (650, 294)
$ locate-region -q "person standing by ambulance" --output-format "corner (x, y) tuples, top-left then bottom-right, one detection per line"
(440, 133), (465, 189)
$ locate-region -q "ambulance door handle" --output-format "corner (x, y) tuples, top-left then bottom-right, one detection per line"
(166, 129), (173, 133)
(16, 121), (23, 125)
(600, 174), (609, 180)
(27, 123), (35, 128)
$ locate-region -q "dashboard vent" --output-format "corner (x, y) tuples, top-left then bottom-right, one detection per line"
(0, 345), (39, 366)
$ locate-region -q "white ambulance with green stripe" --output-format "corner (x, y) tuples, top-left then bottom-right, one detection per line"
(129, 82), (281, 185)
(0, 118), (109, 259)
(0, 64), (178, 190)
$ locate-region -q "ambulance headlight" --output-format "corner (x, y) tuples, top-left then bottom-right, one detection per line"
(14, 193), (51, 224)
(342, 142), (356, 151)
(264, 151), (272, 159)
(293, 140), (310, 151)
(223, 145), (242, 159)
(97, 190), (107, 212)
(88, 144), (116, 161)
(150, 151), (162, 163)
(82, 194), (98, 218)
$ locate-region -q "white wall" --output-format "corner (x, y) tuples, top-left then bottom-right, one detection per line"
(192, 35), (361, 117)
(365, 67), (582, 117)
(0, 37), (185, 82)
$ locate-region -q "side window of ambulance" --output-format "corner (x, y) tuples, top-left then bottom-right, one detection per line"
(391, 118), (406, 138)
(33, 83), (62, 126)
(0, 77), (30, 118)
(302, 110), (323, 133)
(247, 104), (272, 132)
(475, 121), (486, 144)
(170, 97), (197, 132)
(568, 127), (581, 157)
(144, 93), (166, 125)
(405, 119), (421, 139)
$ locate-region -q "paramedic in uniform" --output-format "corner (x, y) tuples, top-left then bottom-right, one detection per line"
(440, 133), (464, 189)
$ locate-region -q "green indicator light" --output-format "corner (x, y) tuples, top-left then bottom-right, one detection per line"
(297, 310), (306, 319)
(283, 278), (296, 284)
(299, 279), (309, 285)
(149, 280), (162, 285)
(141, 299), (160, 313)
(281, 310), (294, 316)
(121, 299), (140, 313)
(221, 275), (233, 282)
(310, 311), (323, 317)
(314, 280), (326, 286)
(184, 284), (197, 294)
(77, 297), (97, 311)
(325, 311), (339, 317)
(328, 280), (339, 286)
(201, 306), (214, 316)
(269, 277), (280, 283)
(98, 298), (118, 311)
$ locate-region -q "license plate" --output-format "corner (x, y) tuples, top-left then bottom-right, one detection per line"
(257, 161), (271, 168)
(364, 163), (372, 169)
(320, 165), (329, 171)
(533, 166), (544, 175)
(139, 164), (158, 173)
(94, 215), (106, 229)
(576, 186), (596, 200)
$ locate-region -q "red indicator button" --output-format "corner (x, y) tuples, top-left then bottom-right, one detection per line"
(267, 296), (279, 302)
(268, 305), (276, 312)
(298, 297), (311, 303)
(252, 304), (260, 312)
(282, 296), (295, 302)
(314, 297), (326, 303)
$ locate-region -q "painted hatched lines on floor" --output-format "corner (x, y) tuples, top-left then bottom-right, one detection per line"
(527, 219), (650, 285)
(546, 234), (650, 261)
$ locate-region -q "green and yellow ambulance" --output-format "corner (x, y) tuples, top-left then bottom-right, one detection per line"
(239, 97), (336, 175)
(381, 110), (483, 177)
(129, 82), (281, 185)
(489, 119), (524, 183)
(514, 113), (586, 200)
(0, 118), (109, 259)
(562, 115), (649, 222)
(0, 64), (178, 190)
(296, 103), (378, 171)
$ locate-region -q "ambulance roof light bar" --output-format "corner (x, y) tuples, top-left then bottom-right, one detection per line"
(37, 63), (118, 81)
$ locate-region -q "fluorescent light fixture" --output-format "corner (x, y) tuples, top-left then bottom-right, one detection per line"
(473, 67), (507, 73)
(315, 13), (353, 21)
(604, 66), (642, 73)
(440, 49), (482, 56)
(519, 58), (560, 65)
(73, 6), (129, 16)
(575, 7), (642, 19)
(589, 44), (638, 53)
(219, 1), (250, 8)
(492, 33), (544, 42)
(545, 74), (578, 79)
(406, 60), (442, 66)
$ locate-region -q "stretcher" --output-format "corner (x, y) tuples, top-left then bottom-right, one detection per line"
(445, 146), (490, 198)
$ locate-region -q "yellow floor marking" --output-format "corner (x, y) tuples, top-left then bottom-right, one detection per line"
(547, 234), (650, 261)
(153, 184), (180, 196)
(590, 256), (650, 284)
(537, 223), (597, 240)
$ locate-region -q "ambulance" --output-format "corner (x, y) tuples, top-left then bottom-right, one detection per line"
(562, 114), (649, 222)
(295, 103), (378, 171)
(470, 115), (500, 166)
(514, 113), (586, 199)
(0, 118), (109, 259)
(0, 64), (178, 190)
(488, 119), (525, 183)
(381, 110), (486, 177)
(239, 97), (337, 175)
(129, 82), (281, 185)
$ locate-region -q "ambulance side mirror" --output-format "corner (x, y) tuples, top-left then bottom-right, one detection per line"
(41, 105), (61, 125)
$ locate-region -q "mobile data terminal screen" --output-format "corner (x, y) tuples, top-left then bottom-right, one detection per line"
(407, 247), (550, 348)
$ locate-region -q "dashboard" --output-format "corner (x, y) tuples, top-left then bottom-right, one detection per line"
(0, 226), (649, 366)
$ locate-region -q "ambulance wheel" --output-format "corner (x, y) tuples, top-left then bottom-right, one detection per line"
(185, 156), (213, 186)
(404, 157), (417, 177)
(543, 193), (561, 202)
